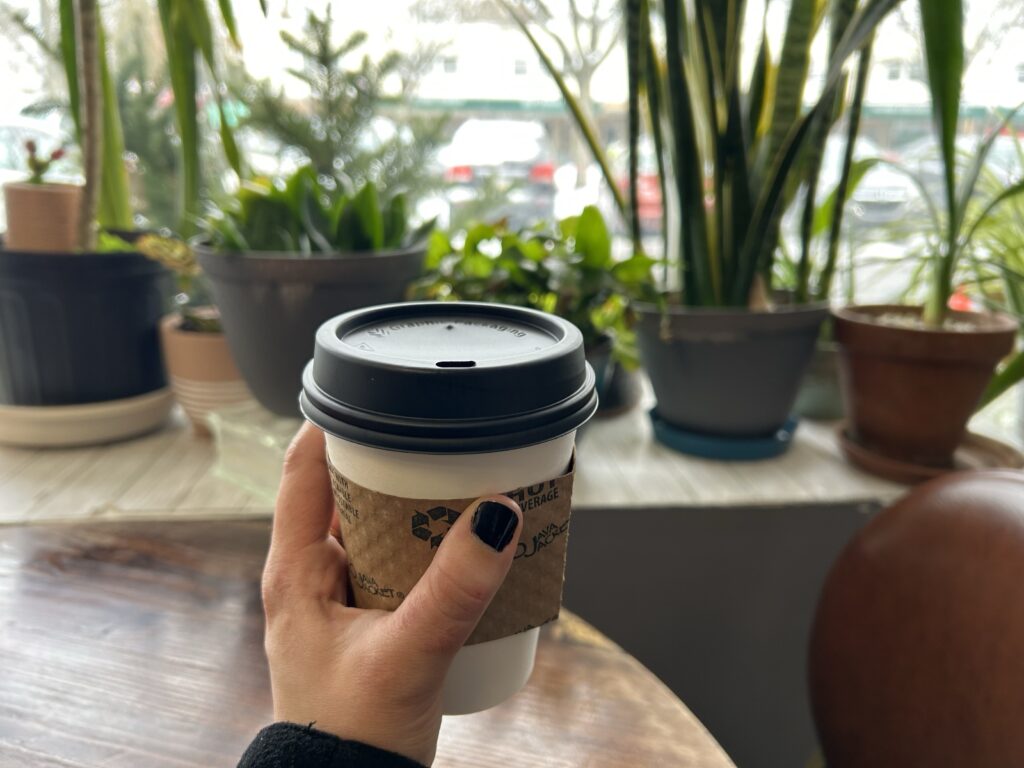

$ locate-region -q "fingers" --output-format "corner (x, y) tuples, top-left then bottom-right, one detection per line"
(263, 423), (348, 613)
(272, 423), (335, 556)
(390, 496), (522, 659)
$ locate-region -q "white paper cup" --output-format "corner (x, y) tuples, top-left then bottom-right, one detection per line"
(325, 430), (576, 714)
(301, 302), (596, 715)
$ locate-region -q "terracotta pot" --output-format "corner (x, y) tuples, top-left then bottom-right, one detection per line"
(834, 305), (1017, 468)
(3, 182), (82, 252)
(159, 314), (250, 437)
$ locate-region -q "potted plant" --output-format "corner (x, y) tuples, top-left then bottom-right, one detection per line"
(2, 140), (82, 253)
(135, 235), (250, 437)
(410, 206), (656, 415)
(512, 0), (895, 453)
(626, 0), (899, 448)
(0, 0), (171, 440)
(833, 1), (1021, 473)
(195, 166), (432, 416)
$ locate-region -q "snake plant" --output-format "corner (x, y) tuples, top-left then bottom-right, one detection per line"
(515, 0), (898, 308)
(630, 0), (899, 308)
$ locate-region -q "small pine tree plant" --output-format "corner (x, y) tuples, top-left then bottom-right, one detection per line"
(241, 4), (446, 203)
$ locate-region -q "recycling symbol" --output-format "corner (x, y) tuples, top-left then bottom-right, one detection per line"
(412, 506), (461, 549)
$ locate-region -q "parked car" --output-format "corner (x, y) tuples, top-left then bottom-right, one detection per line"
(818, 136), (918, 229)
(438, 119), (556, 229)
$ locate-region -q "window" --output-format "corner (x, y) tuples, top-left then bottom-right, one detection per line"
(887, 62), (901, 81)
(514, 59), (527, 75)
(442, 56), (457, 74)
(1018, 63), (1024, 83)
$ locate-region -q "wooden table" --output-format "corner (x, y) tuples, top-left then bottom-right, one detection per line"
(0, 520), (735, 768)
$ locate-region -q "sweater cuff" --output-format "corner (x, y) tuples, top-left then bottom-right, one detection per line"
(237, 722), (428, 768)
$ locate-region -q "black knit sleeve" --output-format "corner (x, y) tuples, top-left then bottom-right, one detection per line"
(237, 722), (428, 768)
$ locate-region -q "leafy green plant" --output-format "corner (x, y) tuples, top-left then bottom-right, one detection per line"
(201, 166), (432, 254)
(409, 206), (657, 367)
(135, 234), (221, 332)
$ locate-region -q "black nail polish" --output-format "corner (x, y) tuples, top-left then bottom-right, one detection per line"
(471, 501), (518, 552)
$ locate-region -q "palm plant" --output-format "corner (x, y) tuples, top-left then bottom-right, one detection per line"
(964, 141), (1024, 408)
(913, 0), (1024, 327)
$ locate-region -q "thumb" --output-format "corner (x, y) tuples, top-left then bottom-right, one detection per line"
(391, 496), (522, 659)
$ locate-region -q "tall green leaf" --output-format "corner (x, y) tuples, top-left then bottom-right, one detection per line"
(157, 0), (243, 234)
(96, 20), (132, 229)
(818, 38), (874, 301)
(59, 0), (80, 140)
(978, 349), (1024, 409)
(766, 0), (820, 166)
(919, 0), (963, 233)
(626, 0), (644, 254)
(157, 0), (199, 234)
(59, 0), (131, 232)
(918, 0), (964, 324)
(498, 0), (627, 223)
(795, 0), (857, 302)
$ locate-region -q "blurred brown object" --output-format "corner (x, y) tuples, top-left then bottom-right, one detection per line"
(3, 182), (82, 252)
(809, 469), (1024, 767)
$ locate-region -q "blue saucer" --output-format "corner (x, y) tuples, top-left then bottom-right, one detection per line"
(649, 409), (799, 461)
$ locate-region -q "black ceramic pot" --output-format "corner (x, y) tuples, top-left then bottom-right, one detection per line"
(635, 301), (829, 437)
(196, 246), (425, 416)
(0, 248), (169, 405)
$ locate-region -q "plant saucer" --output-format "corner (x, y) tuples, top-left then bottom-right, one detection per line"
(837, 424), (1024, 485)
(649, 409), (798, 461)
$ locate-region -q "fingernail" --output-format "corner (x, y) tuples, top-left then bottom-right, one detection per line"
(471, 500), (518, 552)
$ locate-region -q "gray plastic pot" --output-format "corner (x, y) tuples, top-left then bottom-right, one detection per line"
(635, 301), (829, 437)
(196, 245), (425, 416)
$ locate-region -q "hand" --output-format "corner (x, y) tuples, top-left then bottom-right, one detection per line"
(261, 423), (523, 765)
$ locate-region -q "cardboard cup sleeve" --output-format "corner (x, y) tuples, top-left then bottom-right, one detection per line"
(328, 458), (576, 645)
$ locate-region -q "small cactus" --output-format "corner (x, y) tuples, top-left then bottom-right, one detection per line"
(25, 140), (66, 184)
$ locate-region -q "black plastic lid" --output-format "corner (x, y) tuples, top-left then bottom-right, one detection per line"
(300, 302), (597, 453)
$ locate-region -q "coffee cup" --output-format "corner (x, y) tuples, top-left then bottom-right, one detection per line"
(300, 301), (596, 714)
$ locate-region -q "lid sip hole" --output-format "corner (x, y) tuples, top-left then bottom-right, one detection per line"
(436, 360), (477, 368)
